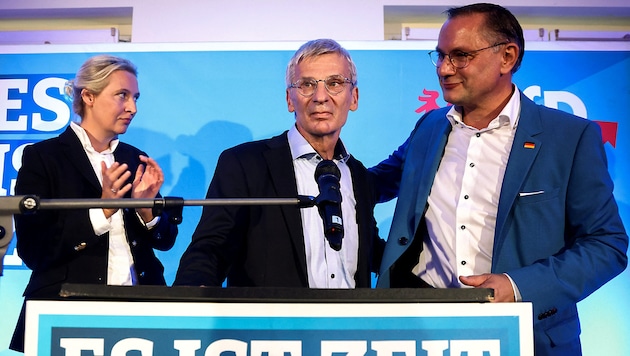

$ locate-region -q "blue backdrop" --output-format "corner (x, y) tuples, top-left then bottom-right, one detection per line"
(0, 41), (628, 354)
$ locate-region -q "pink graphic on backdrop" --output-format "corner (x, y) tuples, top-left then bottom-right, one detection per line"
(415, 89), (442, 114)
(416, 89), (619, 148)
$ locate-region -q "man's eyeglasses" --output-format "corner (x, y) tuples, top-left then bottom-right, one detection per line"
(428, 42), (509, 69)
(289, 75), (354, 97)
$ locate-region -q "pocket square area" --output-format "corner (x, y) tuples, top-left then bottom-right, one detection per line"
(519, 190), (545, 197)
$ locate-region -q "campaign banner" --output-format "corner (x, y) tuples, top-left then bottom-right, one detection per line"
(25, 300), (533, 356)
(1, 41), (629, 354)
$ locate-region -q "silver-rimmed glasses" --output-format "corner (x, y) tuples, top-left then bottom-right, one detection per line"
(289, 75), (354, 97)
(428, 42), (509, 69)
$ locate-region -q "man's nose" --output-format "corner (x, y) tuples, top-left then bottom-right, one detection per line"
(312, 81), (329, 102)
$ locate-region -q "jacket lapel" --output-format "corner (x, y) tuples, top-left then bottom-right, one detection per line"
(346, 156), (372, 287)
(263, 132), (308, 277)
(58, 127), (102, 194)
(493, 93), (543, 265)
(412, 110), (452, 232)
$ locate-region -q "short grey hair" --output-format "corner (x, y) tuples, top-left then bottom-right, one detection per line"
(285, 38), (357, 87)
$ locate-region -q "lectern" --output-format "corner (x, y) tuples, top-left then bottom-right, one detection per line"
(24, 284), (533, 355)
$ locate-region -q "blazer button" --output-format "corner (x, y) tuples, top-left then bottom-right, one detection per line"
(537, 308), (557, 320)
(131, 240), (137, 247)
(398, 237), (409, 245)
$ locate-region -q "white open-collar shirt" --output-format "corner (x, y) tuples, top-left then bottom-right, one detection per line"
(71, 122), (136, 285)
(415, 88), (521, 291)
(288, 125), (359, 288)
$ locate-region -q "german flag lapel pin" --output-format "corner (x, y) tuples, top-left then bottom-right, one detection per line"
(523, 142), (535, 149)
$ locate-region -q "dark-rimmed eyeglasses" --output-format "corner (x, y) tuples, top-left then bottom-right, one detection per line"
(289, 75), (354, 97)
(428, 42), (509, 69)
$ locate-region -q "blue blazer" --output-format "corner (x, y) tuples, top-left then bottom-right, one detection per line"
(371, 92), (628, 355)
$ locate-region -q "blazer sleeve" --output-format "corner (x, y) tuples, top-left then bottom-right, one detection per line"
(506, 119), (628, 316)
(368, 140), (406, 204)
(173, 148), (250, 286)
(368, 109), (442, 204)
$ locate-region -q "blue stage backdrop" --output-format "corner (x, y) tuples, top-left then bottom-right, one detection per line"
(0, 41), (628, 354)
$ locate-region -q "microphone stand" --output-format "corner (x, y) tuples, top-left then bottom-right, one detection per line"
(0, 194), (316, 251)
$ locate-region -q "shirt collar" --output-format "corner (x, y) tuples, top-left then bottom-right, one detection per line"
(287, 124), (350, 163)
(446, 84), (521, 130)
(70, 121), (119, 154)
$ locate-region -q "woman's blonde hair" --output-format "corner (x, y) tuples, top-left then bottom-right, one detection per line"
(65, 54), (137, 120)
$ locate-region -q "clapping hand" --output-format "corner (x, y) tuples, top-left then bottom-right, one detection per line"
(132, 155), (165, 222)
(101, 161), (132, 218)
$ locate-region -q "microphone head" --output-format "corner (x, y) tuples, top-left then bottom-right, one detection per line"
(314, 160), (341, 205)
(314, 159), (341, 181)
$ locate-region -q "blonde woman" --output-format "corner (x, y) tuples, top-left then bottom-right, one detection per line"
(10, 55), (178, 352)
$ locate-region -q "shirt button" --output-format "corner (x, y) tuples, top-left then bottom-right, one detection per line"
(460, 225), (466, 230)
(469, 162), (475, 168)
(461, 260), (467, 265)
(476, 133), (481, 137)
(464, 195), (469, 199)
(331, 274), (335, 279)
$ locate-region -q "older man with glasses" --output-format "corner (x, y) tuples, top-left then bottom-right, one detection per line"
(174, 38), (384, 289)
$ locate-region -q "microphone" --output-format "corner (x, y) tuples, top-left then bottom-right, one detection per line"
(314, 160), (343, 251)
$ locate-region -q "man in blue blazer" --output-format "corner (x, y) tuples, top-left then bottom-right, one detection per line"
(370, 4), (628, 356)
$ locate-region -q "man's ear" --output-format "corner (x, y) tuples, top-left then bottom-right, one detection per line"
(350, 86), (359, 112)
(501, 43), (519, 74)
(286, 89), (295, 113)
